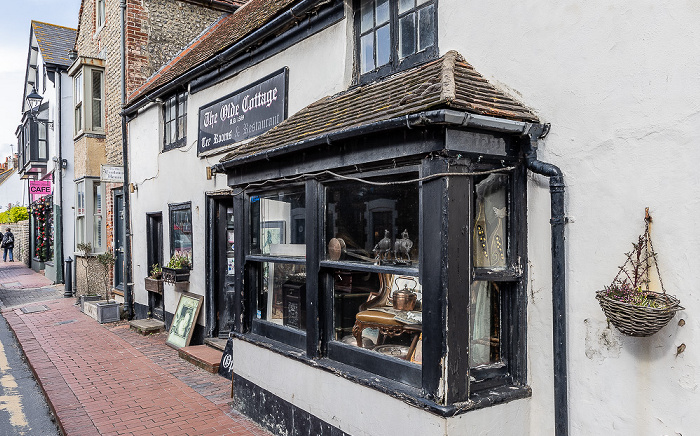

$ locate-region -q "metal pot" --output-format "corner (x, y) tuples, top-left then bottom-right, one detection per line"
(392, 285), (417, 311)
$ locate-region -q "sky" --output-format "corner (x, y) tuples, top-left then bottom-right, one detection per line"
(0, 0), (81, 158)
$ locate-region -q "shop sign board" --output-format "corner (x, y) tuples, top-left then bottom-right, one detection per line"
(101, 165), (124, 183)
(198, 68), (288, 155)
(29, 180), (52, 202)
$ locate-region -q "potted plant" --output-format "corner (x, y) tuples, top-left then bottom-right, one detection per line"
(76, 242), (101, 311)
(596, 210), (683, 336)
(162, 251), (192, 283)
(145, 263), (164, 293)
(95, 250), (120, 324)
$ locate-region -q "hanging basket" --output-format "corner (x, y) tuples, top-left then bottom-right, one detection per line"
(596, 290), (682, 337)
(596, 208), (683, 337)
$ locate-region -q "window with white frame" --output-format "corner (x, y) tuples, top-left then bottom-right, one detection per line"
(357, 0), (437, 82)
(96, 0), (106, 29)
(75, 178), (105, 252)
(72, 65), (104, 136)
(163, 92), (187, 150)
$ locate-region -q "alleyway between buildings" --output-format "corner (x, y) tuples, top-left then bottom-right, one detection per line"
(0, 262), (271, 436)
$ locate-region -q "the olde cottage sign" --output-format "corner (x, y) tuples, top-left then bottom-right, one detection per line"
(198, 68), (288, 155)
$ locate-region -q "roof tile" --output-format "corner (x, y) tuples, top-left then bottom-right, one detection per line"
(31, 21), (77, 68)
(220, 51), (539, 163)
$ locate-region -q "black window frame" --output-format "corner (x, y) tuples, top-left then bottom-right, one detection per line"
(163, 91), (188, 151)
(168, 202), (193, 267)
(230, 127), (529, 407)
(354, 0), (439, 85)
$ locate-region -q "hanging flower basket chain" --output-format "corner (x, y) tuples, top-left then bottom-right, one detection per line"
(595, 208), (683, 337)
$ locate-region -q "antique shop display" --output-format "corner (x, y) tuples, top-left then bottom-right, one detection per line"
(596, 209), (683, 337)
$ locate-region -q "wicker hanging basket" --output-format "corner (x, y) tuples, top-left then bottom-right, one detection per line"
(596, 209), (683, 337)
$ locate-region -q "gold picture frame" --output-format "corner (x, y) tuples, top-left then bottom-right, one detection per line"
(166, 292), (203, 349)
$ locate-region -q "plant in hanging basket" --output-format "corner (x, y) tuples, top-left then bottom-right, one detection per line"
(596, 214), (683, 337)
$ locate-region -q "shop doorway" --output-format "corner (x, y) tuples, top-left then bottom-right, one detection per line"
(206, 195), (235, 338)
(146, 213), (164, 321)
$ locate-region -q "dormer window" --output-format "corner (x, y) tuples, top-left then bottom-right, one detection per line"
(357, 0), (437, 83)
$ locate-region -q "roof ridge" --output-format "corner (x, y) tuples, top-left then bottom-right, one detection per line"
(440, 50), (459, 103)
(31, 20), (77, 32)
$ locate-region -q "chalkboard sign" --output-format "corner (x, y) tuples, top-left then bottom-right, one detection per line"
(218, 337), (234, 380)
(198, 68), (288, 155)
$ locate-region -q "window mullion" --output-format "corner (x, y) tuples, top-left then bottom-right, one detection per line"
(305, 179), (321, 357)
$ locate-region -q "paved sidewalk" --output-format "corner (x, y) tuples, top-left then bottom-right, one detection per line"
(0, 263), (270, 436)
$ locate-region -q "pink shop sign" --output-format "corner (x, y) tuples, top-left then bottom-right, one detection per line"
(29, 180), (52, 202)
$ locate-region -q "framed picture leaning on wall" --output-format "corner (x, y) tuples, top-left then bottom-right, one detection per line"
(166, 292), (204, 349)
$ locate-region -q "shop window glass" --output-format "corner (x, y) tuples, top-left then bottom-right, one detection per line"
(249, 190), (306, 333)
(473, 174), (509, 269)
(326, 176), (421, 363)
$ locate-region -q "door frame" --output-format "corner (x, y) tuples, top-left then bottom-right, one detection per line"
(205, 193), (234, 338)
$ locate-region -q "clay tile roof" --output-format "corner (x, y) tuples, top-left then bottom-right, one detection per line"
(127, 0), (298, 104)
(219, 51), (539, 163)
(31, 21), (77, 68)
(181, 0), (248, 11)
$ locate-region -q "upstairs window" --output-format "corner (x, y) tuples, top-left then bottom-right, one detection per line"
(72, 65), (104, 136)
(357, 0), (437, 82)
(96, 0), (106, 29)
(163, 92), (187, 151)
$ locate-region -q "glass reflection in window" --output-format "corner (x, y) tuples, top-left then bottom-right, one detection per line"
(257, 262), (306, 331)
(473, 174), (509, 268)
(325, 176), (419, 265)
(250, 191), (306, 257)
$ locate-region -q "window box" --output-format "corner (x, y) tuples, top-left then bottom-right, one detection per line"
(161, 267), (190, 284)
(96, 301), (120, 324)
(145, 277), (164, 294)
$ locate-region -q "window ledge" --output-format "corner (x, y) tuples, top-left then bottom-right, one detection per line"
(231, 331), (531, 417)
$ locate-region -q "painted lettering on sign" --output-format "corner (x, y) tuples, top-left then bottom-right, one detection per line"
(29, 181), (52, 202)
(198, 68), (287, 155)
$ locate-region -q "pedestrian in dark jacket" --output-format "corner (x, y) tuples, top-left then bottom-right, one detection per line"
(1, 228), (14, 262)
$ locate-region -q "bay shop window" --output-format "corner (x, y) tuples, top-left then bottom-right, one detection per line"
(234, 157), (528, 404)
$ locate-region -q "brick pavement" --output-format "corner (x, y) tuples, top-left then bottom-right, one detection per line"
(1, 265), (271, 436)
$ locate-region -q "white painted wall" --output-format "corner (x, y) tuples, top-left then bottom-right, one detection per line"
(129, 1), (700, 434)
(440, 1), (700, 435)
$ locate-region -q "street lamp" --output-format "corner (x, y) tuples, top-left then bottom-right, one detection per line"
(25, 86), (53, 129)
(25, 86), (43, 112)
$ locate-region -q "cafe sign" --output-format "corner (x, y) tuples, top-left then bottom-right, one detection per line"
(29, 180), (52, 202)
(198, 68), (288, 155)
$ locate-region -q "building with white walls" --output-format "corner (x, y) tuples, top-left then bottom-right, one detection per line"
(16, 21), (76, 282)
(123, 1), (699, 435)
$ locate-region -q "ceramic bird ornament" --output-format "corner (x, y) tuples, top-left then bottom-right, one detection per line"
(373, 230), (392, 261)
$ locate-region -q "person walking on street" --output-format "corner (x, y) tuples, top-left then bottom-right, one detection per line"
(2, 228), (14, 262)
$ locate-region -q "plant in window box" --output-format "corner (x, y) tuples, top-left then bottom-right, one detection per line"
(94, 250), (120, 323)
(145, 263), (164, 294)
(595, 210), (683, 337)
(75, 242), (100, 311)
(162, 252), (191, 283)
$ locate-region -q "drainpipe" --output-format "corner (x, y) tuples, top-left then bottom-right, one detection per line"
(55, 70), (64, 283)
(522, 124), (568, 436)
(121, 0), (133, 319)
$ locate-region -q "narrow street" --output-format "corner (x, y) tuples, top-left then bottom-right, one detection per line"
(0, 314), (59, 436)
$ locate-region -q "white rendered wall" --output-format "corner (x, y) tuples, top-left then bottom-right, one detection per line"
(439, 1), (700, 435)
(128, 18), (349, 325)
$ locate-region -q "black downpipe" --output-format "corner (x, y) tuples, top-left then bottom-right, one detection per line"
(121, 0), (133, 319)
(523, 126), (567, 436)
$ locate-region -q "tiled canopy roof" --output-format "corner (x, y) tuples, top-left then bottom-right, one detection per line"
(219, 51), (539, 163)
(127, 0), (298, 103)
(32, 21), (77, 68)
(181, 0), (248, 11)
